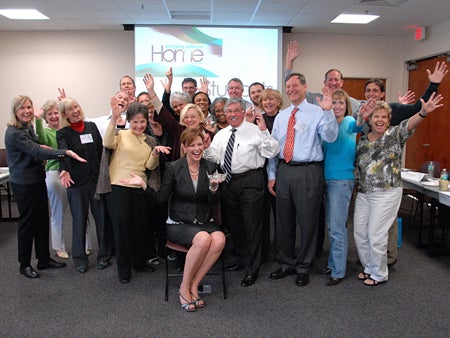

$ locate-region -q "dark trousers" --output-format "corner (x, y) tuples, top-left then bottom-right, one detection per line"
(105, 185), (149, 279)
(262, 169), (277, 263)
(221, 170), (265, 275)
(146, 200), (168, 259)
(67, 180), (113, 267)
(275, 162), (324, 274)
(11, 181), (51, 266)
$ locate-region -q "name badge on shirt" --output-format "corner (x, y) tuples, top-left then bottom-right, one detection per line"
(80, 133), (93, 144)
(294, 121), (308, 134)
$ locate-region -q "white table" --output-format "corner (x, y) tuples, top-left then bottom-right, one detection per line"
(402, 170), (449, 253)
(0, 167), (17, 221)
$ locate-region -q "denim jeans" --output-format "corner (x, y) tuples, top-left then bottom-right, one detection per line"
(325, 180), (354, 278)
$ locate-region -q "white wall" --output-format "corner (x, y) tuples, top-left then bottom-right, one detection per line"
(401, 18), (450, 61)
(1, 19), (449, 148)
(282, 33), (407, 103)
(0, 31), (134, 147)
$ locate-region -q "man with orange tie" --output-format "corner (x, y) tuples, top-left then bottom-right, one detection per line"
(267, 73), (338, 286)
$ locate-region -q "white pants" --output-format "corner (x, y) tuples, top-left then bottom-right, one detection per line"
(46, 170), (71, 251)
(46, 170), (93, 252)
(353, 187), (402, 282)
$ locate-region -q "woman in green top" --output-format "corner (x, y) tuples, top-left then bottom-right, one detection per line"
(35, 100), (93, 259)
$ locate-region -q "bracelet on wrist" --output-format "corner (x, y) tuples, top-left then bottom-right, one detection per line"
(419, 112), (426, 118)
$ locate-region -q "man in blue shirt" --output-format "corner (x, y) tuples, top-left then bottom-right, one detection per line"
(267, 73), (338, 286)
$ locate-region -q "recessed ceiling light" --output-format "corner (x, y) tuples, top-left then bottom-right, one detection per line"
(331, 14), (379, 24)
(170, 11), (210, 20)
(0, 9), (49, 20)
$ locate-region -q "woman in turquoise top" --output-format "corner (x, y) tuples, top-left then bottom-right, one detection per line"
(322, 90), (373, 286)
(35, 100), (92, 259)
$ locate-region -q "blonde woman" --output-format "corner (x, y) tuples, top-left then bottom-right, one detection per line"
(5, 95), (84, 278)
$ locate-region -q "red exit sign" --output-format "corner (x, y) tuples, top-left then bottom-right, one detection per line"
(414, 26), (426, 41)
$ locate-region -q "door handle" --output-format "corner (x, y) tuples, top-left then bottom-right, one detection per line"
(421, 144), (430, 147)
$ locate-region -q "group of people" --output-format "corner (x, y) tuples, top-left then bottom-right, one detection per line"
(5, 39), (447, 312)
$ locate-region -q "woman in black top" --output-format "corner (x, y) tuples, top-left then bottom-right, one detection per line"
(57, 97), (115, 273)
(121, 128), (225, 312)
(5, 95), (84, 278)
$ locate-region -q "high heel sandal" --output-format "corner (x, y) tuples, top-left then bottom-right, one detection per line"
(179, 291), (196, 312)
(190, 291), (205, 308)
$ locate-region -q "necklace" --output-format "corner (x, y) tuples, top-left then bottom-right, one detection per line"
(188, 163), (200, 176)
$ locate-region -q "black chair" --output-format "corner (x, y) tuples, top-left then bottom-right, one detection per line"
(165, 240), (227, 301)
(418, 161), (441, 178)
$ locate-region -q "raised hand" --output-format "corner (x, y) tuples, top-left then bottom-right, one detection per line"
(57, 88), (66, 101)
(317, 86), (332, 111)
(427, 61), (448, 84)
(286, 40), (301, 66)
(166, 67), (173, 81)
(420, 92), (444, 116)
(245, 107), (256, 123)
(143, 73), (155, 92)
(254, 112), (267, 131)
(34, 107), (44, 119)
(110, 95), (126, 119)
(199, 77), (209, 94)
(357, 98), (377, 125)
(398, 90), (416, 104)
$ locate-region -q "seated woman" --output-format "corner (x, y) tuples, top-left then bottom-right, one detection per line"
(121, 128), (225, 312)
(354, 93), (444, 286)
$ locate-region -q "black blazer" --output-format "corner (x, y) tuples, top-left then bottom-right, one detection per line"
(149, 157), (218, 224)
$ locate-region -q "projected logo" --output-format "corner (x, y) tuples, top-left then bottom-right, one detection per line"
(136, 27), (222, 78)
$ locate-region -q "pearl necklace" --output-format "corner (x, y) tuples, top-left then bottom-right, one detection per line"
(189, 163), (200, 176)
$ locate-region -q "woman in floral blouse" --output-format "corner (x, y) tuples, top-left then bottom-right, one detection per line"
(353, 93), (443, 286)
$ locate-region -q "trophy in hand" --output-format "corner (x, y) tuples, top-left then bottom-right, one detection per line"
(207, 170), (227, 192)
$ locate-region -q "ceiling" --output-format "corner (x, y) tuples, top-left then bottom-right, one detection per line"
(0, 0), (449, 37)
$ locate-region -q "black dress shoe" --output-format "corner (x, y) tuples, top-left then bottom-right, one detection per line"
(76, 265), (88, 273)
(326, 277), (343, 286)
(119, 276), (130, 284)
(97, 260), (111, 270)
(20, 266), (40, 278)
(136, 264), (155, 272)
(225, 264), (243, 271)
(241, 272), (258, 287)
(320, 267), (332, 275)
(269, 267), (296, 279)
(37, 258), (66, 270)
(296, 273), (310, 287)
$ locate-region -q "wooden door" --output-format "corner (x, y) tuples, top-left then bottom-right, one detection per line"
(405, 56), (450, 171)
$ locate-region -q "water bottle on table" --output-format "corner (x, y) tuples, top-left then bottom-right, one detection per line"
(439, 168), (448, 191)
(427, 161), (434, 180)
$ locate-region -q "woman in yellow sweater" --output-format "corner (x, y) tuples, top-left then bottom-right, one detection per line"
(103, 96), (170, 283)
